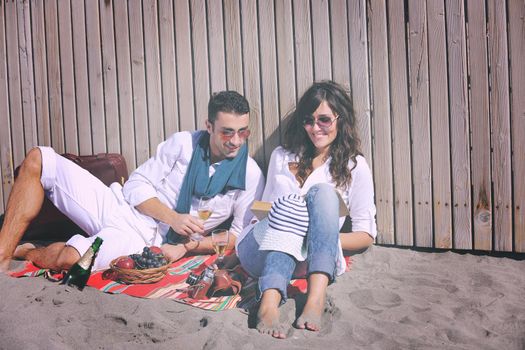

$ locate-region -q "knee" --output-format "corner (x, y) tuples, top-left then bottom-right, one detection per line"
(306, 183), (338, 206)
(20, 148), (43, 178)
(56, 246), (80, 270)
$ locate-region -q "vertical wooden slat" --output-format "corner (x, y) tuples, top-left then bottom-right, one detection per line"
(191, 0), (210, 129)
(85, 0), (106, 153)
(311, 0), (331, 81)
(224, 0), (243, 92)
(206, 0), (226, 93)
(446, 0), (471, 249)
(6, 0), (26, 166)
(509, 0), (525, 253)
(44, 0), (65, 153)
(31, 0), (51, 147)
(240, 0), (263, 164)
(369, 0), (393, 244)
(258, 0), (279, 171)
(143, 0), (164, 153)
(487, 0), (512, 252)
(174, 0), (196, 132)
(408, 0), (432, 247)
(113, 0), (136, 172)
(0, 2), (12, 209)
(387, 0), (413, 246)
(293, 0), (313, 96)
(17, 0), (37, 151)
(129, 0), (149, 164)
(427, 0), (452, 248)
(71, 0), (92, 154)
(100, 0), (120, 153)
(467, 0), (492, 251)
(159, 0), (179, 139)
(330, 0), (350, 90)
(274, 0), (296, 139)
(348, 0), (372, 165)
(57, 0), (78, 154)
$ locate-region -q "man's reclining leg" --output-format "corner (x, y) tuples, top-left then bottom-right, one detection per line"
(0, 148), (45, 272)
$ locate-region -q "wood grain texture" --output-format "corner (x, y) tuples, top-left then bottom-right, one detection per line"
(143, 0), (164, 154)
(467, 0), (492, 251)
(387, 0), (413, 246)
(191, 0), (210, 129)
(100, 0), (120, 154)
(408, 0), (432, 247)
(113, 0), (136, 172)
(129, 0), (150, 165)
(369, 0), (394, 245)
(487, 0), (512, 252)
(427, 0), (452, 248)
(508, 0), (525, 253)
(71, 0), (92, 154)
(446, 0), (472, 249)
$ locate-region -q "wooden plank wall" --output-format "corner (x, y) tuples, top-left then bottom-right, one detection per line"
(0, 0), (523, 253)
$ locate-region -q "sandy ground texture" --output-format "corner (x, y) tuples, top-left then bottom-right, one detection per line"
(1, 245), (524, 350)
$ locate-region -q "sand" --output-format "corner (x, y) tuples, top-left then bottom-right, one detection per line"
(1, 245), (524, 350)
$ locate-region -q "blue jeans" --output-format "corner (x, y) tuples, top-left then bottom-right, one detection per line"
(238, 183), (340, 303)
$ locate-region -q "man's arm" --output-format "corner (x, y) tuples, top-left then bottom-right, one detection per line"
(161, 234), (237, 263)
(135, 198), (203, 237)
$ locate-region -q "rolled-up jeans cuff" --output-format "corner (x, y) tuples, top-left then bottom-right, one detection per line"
(257, 273), (290, 305)
(307, 253), (337, 283)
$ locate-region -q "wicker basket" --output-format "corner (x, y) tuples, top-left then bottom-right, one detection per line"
(109, 257), (170, 284)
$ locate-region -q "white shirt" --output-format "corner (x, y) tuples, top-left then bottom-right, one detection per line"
(237, 146), (377, 275)
(122, 131), (265, 238)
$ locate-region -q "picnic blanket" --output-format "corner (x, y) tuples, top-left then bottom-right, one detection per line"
(11, 254), (352, 311)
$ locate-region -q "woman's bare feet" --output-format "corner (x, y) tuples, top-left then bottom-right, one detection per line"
(295, 297), (324, 331)
(295, 272), (329, 331)
(256, 289), (287, 339)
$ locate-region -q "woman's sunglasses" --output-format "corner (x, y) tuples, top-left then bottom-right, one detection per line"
(302, 115), (339, 129)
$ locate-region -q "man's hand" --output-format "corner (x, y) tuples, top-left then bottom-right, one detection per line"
(169, 212), (204, 237)
(161, 243), (188, 263)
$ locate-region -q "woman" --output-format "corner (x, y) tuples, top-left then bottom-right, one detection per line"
(236, 81), (377, 339)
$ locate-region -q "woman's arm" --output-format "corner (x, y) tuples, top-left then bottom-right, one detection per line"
(339, 231), (373, 251)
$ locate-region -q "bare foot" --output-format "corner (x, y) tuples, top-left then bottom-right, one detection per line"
(295, 298), (324, 331)
(13, 242), (36, 260)
(256, 304), (287, 339)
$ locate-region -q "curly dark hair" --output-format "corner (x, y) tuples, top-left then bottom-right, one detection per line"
(282, 81), (362, 189)
(208, 90), (250, 123)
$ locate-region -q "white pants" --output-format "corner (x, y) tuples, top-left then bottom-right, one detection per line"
(38, 147), (161, 270)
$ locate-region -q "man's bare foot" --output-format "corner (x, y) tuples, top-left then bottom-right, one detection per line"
(295, 298), (324, 331)
(256, 303), (287, 339)
(13, 242), (36, 260)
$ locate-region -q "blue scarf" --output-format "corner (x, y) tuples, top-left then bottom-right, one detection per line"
(166, 130), (248, 243)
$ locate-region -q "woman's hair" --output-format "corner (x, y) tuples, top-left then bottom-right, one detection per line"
(282, 80), (362, 189)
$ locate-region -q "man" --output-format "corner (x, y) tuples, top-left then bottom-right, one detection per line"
(0, 91), (264, 272)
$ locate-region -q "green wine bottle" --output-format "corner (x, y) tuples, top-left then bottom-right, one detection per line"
(61, 237), (103, 290)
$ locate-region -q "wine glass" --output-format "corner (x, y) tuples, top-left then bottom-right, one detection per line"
(191, 196), (213, 241)
(211, 229), (229, 265)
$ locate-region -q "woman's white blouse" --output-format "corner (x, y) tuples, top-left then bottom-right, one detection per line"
(237, 146), (377, 275)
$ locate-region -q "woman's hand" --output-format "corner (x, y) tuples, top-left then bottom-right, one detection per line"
(161, 243), (188, 263)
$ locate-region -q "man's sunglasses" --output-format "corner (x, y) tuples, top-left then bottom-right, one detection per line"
(219, 128), (251, 140)
(302, 115), (339, 129)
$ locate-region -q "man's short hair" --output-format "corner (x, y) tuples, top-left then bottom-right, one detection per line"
(208, 91), (250, 123)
